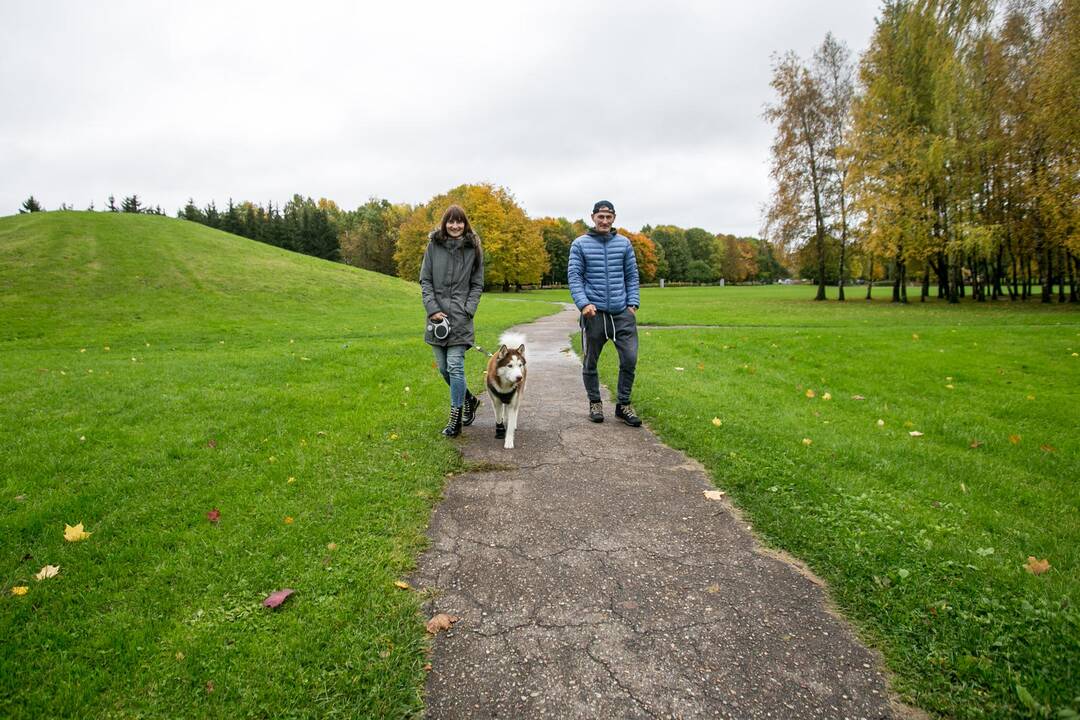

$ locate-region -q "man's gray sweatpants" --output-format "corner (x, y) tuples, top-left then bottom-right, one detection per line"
(580, 308), (638, 405)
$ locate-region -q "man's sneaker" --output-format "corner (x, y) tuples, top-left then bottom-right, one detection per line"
(615, 403), (642, 427)
(462, 391), (481, 426)
(588, 401), (604, 423)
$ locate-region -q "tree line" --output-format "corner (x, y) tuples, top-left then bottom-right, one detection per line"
(765, 0), (1078, 303)
(18, 184), (781, 290)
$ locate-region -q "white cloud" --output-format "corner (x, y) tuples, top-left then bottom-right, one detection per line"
(1, 0), (879, 234)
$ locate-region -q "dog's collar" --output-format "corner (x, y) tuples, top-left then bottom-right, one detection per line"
(487, 381), (517, 405)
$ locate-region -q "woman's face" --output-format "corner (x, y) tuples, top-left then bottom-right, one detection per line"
(446, 218), (465, 237)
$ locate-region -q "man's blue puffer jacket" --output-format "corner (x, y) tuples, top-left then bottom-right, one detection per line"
(567, 229), (640, 312)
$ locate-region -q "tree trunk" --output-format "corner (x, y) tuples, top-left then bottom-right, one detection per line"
(1058, 248), (1067, 303)
(1070, 253), (1078, 303)
(921, 266), (930, 302)
(866, 254), (874, 300)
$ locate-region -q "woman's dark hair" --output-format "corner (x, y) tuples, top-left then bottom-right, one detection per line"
(439, 204), (482, 270)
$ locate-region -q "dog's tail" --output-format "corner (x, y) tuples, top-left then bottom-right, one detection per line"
(499, 331), (527, 350)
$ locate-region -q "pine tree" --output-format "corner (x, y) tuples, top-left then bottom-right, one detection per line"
(121, 195), (141, 213)
(19, 196), (43, 213)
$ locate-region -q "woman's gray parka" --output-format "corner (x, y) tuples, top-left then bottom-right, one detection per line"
(419, 230), (484, 347)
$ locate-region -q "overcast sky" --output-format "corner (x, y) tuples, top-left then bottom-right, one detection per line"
(1, 1), (881, 236)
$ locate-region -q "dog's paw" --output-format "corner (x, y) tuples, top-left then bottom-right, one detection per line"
(503, 439), (514, 450)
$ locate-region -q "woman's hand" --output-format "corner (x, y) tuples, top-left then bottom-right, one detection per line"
(430, 311), (447, 321)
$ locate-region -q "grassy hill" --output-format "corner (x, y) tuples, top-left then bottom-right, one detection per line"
(0, 212), (558, 718)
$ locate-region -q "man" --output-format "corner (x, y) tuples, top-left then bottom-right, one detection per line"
(567, 200), (642, 427)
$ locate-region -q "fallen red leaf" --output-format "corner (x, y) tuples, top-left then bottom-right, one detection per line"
(205, 680), (215, 694)
(207, 508), (220, 523)
(263, 588), (295, 609)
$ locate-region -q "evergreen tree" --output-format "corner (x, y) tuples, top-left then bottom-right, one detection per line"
(121, 195), (142, 213)
(107, 195), (118, 212)
(19, 196), (43, 213)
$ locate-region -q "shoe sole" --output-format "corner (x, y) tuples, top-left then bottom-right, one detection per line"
(589, 416), (604, 423)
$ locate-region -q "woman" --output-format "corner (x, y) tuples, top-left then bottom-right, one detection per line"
(419, 205), (484, 437)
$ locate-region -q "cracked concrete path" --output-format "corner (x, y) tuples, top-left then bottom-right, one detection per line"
(413, 304), (902, 720)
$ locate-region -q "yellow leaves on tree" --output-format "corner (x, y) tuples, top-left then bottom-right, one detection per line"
(394, 184), (549, 290)
(619, 227), (659, 282)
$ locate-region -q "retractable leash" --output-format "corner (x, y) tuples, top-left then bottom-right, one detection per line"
(471, 344), (494, 357)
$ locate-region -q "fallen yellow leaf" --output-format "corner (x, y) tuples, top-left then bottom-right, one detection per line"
(945, 384), (955, 389)
(327, 542), (338, 551)
(394, 580), (411, 590)
(63, 522), (92, 542)
(802, 438), (813, 446)
(284, 516), (294, 525)
(909, 431), (924, 437)
(876, 419), (885, 427)
(703, 490), (726, 500)
(1009, 434), (1021, 445)
(11, 586), (28, 596)
(805, 389), (816, 398)
(706, 584), (721, 594)
(34, 565), (60, 581)
(711, 417), (722, 427)
(1024, 556), (1050, 575)
(822, 392), (832, 401)
(287, 477), (296, 484)
(912, 333), (919, 340)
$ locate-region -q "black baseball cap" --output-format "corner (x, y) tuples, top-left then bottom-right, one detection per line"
(592, 200), (615, 214)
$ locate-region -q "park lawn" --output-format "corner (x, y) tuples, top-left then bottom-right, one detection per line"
(0, 212), (559, 718)
(573, 285), (1079, 719)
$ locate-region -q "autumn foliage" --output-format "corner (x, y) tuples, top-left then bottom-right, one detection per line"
(394, 184), (549, 290)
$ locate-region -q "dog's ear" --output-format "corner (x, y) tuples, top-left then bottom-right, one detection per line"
(516, 344), (525, 355)
(497, 344), (508, 358)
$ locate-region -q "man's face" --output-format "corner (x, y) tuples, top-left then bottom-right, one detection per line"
(592, 210), (615, 233)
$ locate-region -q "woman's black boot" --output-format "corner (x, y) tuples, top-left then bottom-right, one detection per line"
(462, 391), (481, 426)
(441, 406), (463, 437)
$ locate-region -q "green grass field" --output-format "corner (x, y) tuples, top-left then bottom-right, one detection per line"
(4, 215), (1077, 719)
(572, 285), (1079, 719)
(0, 212), (559, 718)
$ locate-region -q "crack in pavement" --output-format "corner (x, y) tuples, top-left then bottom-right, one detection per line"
(413, 304), (905, 720)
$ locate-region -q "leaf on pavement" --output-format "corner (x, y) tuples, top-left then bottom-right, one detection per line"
(63, 522), (92, 542)
(34, 565), (60, 581)
(703, 490), (726, 500)
(706, 584), (720, 593)
(426, 613), (459, 634)
(1023, 557), (1050, 575)
(263, 588), (295, 609)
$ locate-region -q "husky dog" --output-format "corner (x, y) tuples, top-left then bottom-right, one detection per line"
(485, 332), (527, 449)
